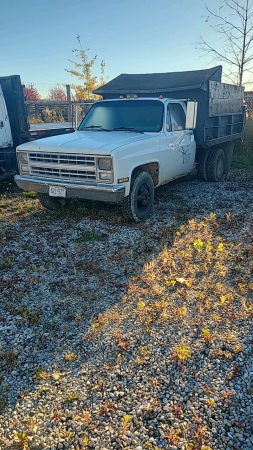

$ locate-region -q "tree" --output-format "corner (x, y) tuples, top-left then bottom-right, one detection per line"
(24, 84), (41, 101)
(49, 86), (67, 101)
(198, 0), (253, 86)
(65, 35), (107, 100)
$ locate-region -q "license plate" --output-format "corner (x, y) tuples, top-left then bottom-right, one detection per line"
(49, 185), (66, 197)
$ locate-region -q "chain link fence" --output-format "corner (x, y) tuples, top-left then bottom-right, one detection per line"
(244, 92), (253, 116)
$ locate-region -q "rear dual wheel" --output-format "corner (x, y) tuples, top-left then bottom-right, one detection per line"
(197, 148), (225, 182)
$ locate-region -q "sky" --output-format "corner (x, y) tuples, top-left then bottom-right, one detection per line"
(1, 0), (241, 94)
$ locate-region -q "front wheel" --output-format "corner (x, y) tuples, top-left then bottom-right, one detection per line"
(38, 193), (71, 210)
(121, 171), (154, 222)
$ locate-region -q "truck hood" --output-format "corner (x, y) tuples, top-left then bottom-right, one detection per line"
(19, 130), (155, 154)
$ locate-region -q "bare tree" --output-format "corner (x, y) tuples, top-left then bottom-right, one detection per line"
(198, 0), (253, 86)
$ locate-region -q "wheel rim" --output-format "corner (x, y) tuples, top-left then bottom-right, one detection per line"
(137, 183), (151, 211)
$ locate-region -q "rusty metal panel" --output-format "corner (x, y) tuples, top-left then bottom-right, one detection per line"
(209, 81), (244, 115)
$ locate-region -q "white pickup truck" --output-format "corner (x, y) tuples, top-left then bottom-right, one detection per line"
(15, 66), (245, 222)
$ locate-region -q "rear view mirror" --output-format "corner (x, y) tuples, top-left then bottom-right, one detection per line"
(186, 101), (198, 129)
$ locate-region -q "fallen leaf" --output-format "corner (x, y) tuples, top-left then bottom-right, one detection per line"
(51, 371), (70, 380)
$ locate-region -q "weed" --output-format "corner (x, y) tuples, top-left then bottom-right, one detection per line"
(75, 230), (101, 243)
(232, 343), (243, 353)
(14, 202), (34, 214)
(170, 404), (183, 418)
(0, 392), (7, 413)
(27, 418), (36, 432)
(99, 400), (116, 416)
(165, 427), (182, 446)
(13, 431), (29, 450)
(232, 118), (253, 168)
(33, 370), (50, 380)
(21, 191), (38, 199)
(63, 353), (77, 362)
(115, 332), (128, 349)
(66, 392), (79, 402)
(83, 436), (89, 446)
(220, 389), (235, 402)
(3, 350), (18, 368)
(136, 356), (146, 365)
(0, 257), (13, 270)
(19, 307), (41, 325)
(194, 425), (208, 444)
(206, 398), (215, 407)
(82, 411), (91, 422)
(173, 344), (191, 362)
(75, 310), (82, 325)
(121, 414), (131, 435)
(203, 328), (212, 343)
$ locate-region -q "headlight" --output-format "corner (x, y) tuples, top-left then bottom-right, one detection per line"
(18, 152), (28, 164)
(98, 157), (112, 170)
(21, 165), (30, 173)
(99, 172), (113, 181)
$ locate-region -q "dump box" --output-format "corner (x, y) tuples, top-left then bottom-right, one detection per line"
(94, 65), (245, 148)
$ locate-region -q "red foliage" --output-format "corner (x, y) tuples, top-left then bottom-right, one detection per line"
(49, 87), (67, 101)
(24, 84), (41, 101)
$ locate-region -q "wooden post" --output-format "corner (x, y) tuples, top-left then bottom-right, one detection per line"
(66, 85), (71, 123)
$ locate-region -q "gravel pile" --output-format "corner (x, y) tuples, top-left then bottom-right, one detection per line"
(0, 168), (253, 450)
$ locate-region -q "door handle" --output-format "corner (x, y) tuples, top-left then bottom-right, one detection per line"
(0, 121), (3, 128)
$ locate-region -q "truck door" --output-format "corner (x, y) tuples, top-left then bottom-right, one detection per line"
(162, 102), (195, 182)
(0, 86), (13, 148)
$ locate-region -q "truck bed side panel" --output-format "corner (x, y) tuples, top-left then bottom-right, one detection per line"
(0, 75), (30, 147)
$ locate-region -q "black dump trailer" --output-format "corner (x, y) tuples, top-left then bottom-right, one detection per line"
(0, 75), (74, 180)
(0, 75), (30, 178)
(94, 66), (245, 178)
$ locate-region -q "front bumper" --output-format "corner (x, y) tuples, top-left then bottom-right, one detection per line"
(14, 175), (125, 203)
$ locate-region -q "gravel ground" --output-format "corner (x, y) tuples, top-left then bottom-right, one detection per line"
(0, 168), (253, 450)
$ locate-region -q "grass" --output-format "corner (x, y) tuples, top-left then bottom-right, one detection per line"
(75, 230), (102, 243)
(232, 117), (253, 168)
(0, 257), (13, 270)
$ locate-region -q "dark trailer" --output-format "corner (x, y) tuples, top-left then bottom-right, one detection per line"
(94, 65), (245, 149)
(0, 75), (74, 180)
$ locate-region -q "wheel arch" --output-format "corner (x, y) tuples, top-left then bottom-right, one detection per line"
(131, 162), (160, 186)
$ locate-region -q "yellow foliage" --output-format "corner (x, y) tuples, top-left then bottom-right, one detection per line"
(173, 344), (191, 361)
(193, 238), (204, 251)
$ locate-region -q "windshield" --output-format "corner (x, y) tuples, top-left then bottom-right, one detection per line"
(78, 100), (164, 133)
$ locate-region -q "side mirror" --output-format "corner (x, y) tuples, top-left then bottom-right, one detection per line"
(186, 101), (198, 129)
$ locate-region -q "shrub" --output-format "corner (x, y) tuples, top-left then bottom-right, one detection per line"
(233, 118), (253, 168)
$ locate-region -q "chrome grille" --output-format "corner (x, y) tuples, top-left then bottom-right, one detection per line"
(29, 153), (95, 166)
(28, 152), (96, 182)
(30, 166), (96, 181)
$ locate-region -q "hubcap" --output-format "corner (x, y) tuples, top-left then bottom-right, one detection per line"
(137, 184), (150, 209)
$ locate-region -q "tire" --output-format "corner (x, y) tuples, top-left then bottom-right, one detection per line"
(121, 171), (154, 222)
(223, 142), (235, 174)
(206, 148), (225, 182)
(38, 193), (70, 210)
(196, 148), (210, 181)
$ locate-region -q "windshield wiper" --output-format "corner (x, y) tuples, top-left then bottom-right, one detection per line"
(111, 127), (144, 134)
(83, 125), (111, 131)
